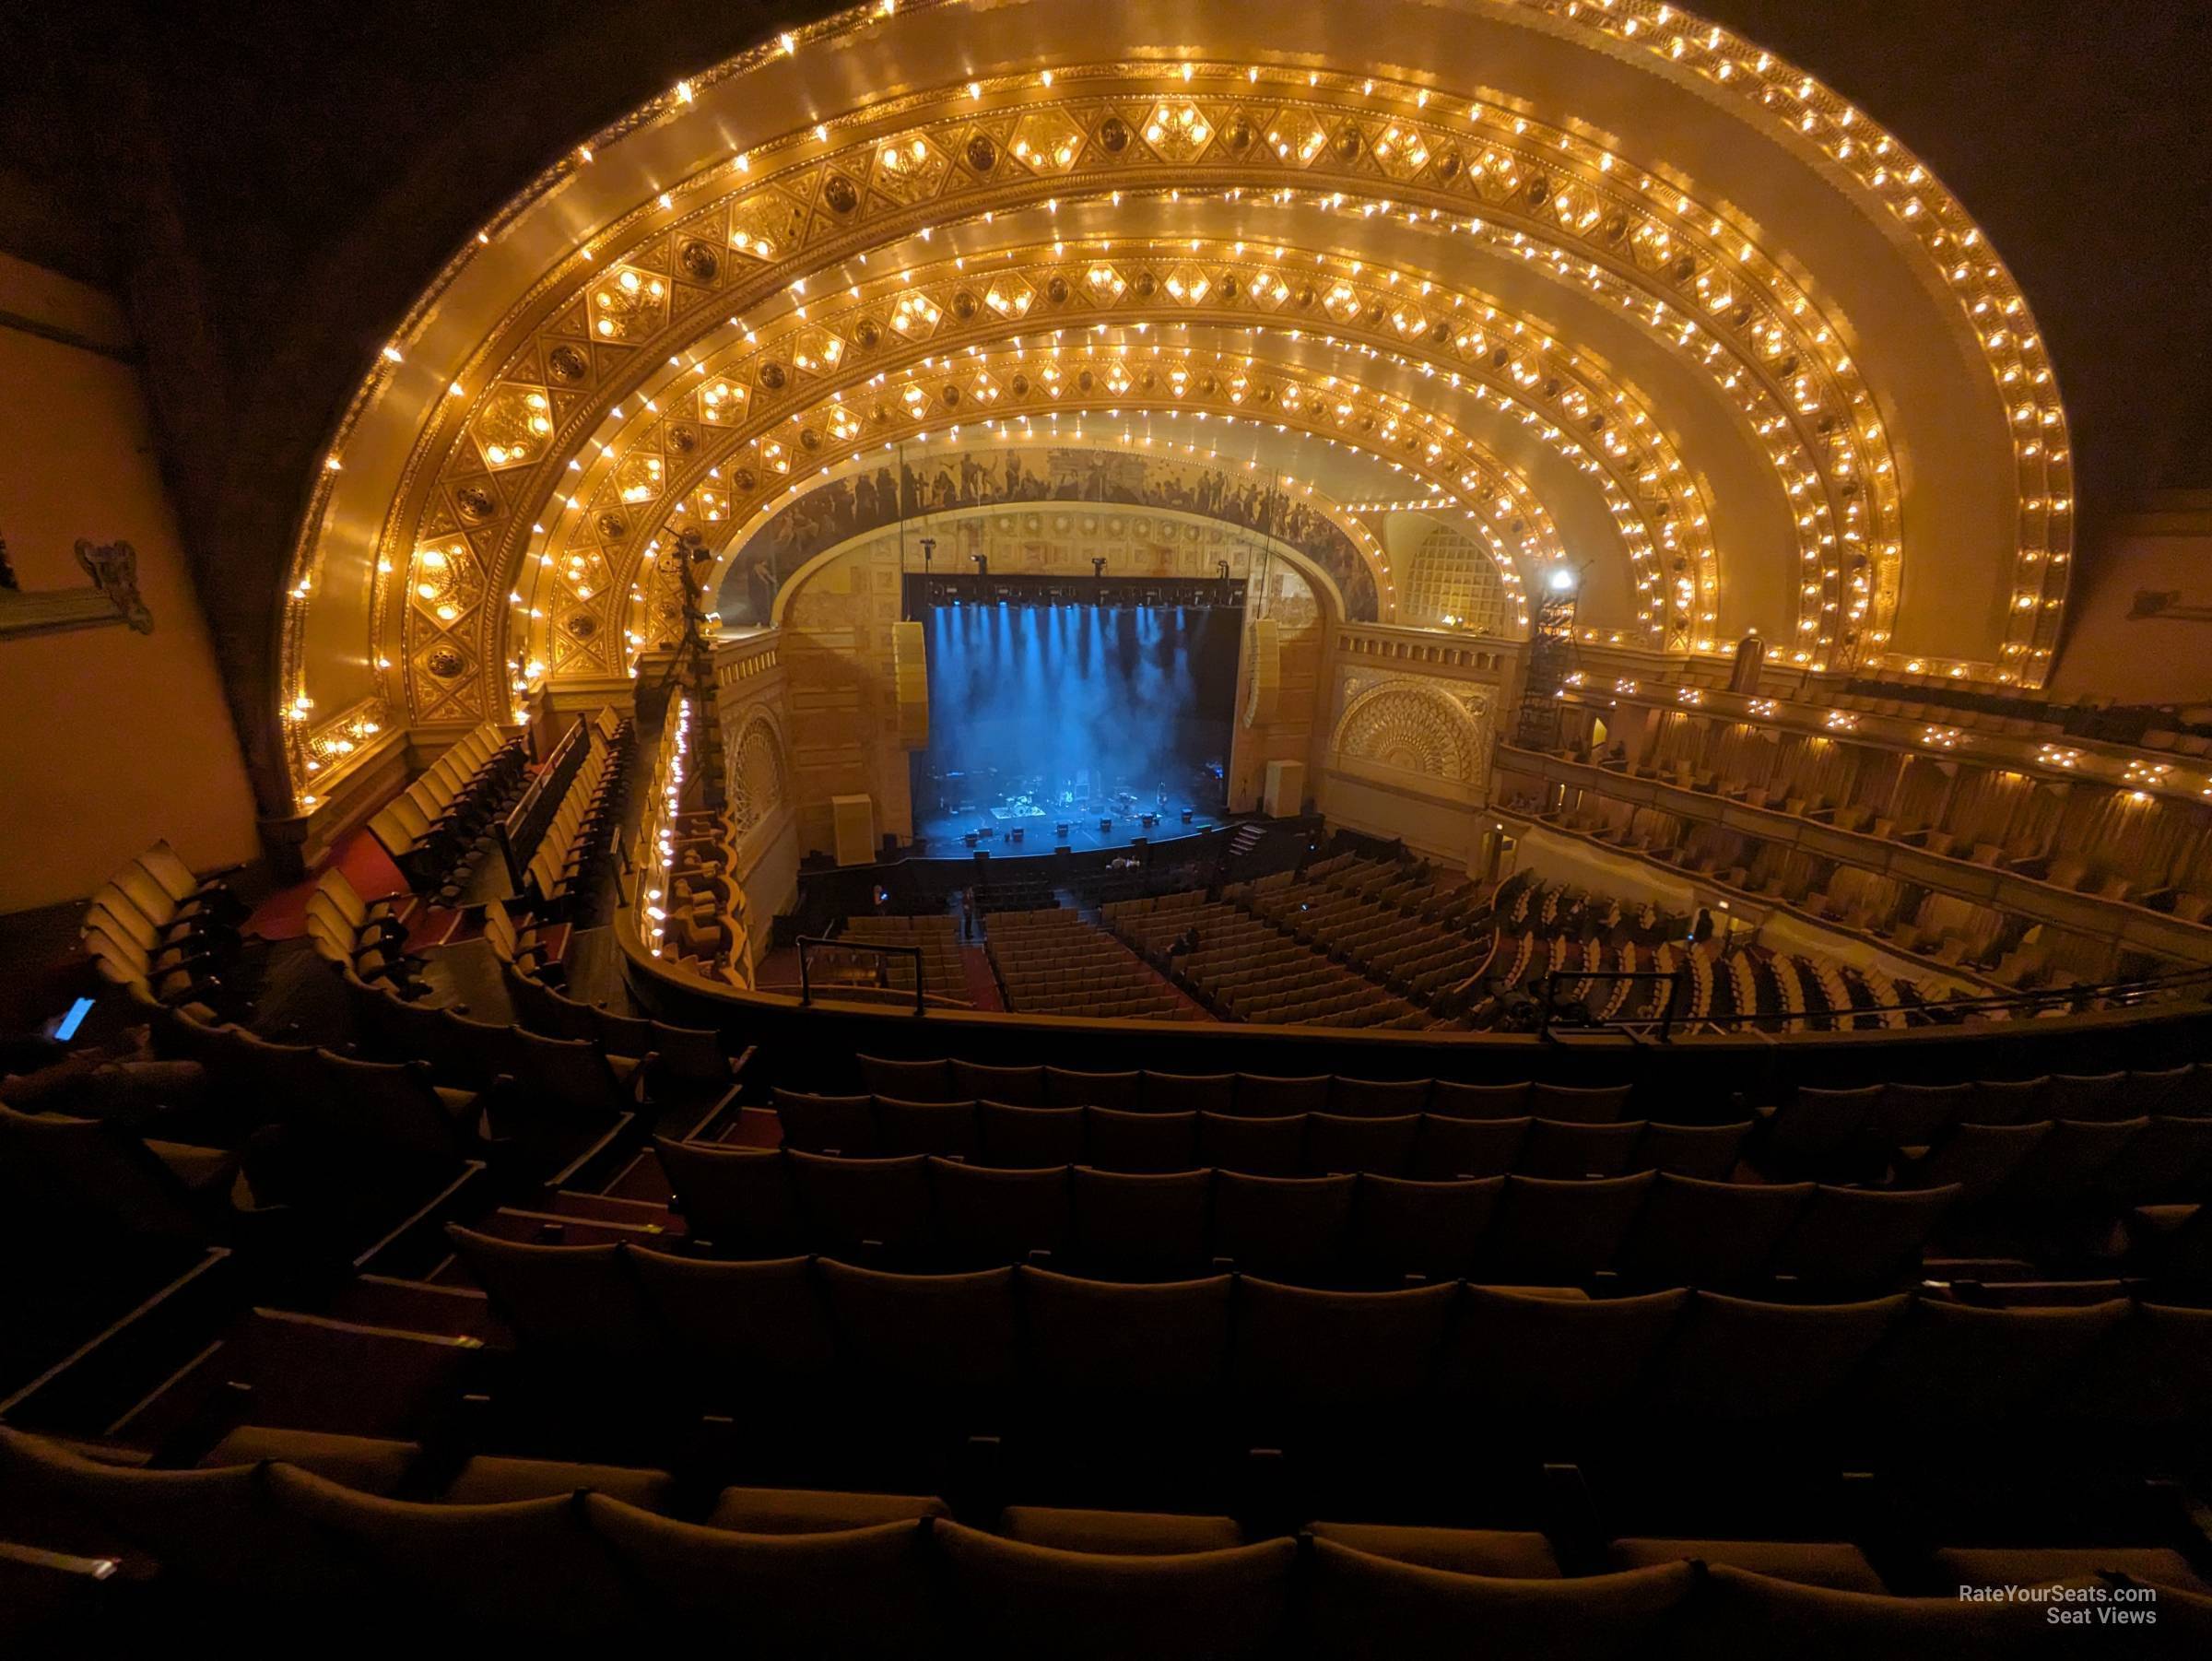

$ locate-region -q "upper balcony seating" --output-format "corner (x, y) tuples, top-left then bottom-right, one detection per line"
(367, 723), (526, 903)
(79, 842), (248, 1008)
(10, 1420), (2206, 1653)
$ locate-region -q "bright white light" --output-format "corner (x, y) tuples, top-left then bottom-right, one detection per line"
(1549, 568), (1577, 592)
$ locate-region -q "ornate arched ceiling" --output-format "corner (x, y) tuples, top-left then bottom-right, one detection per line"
(279, 0), (2070, 809)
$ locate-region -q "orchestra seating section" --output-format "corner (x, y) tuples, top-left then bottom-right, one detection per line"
(984, 907), (1192, 1020)
(365, 722), (527, 906)
(1108, 890), (1442, 1031)
(834, 914), (972, 1009)
(1231, 853), (1491, 1004)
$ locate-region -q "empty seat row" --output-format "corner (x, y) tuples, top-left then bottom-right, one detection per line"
(770, 1091), (1751, 1181)
(446, 1234), (2212, 1441)
(79, 840), (247, 1007)
(20, 1425), (2202, 1653)
(853, 1056), (1641, 1121)
(654, 1146), (1956, 1293)
(1771, 1069), (2212, 1159)
(302, 867), (415, 993)
(366, 722), (526, 902)
(526, 724), (624, 911)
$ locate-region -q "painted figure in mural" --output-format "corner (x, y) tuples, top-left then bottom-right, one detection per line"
(714, 448), (1380, 625)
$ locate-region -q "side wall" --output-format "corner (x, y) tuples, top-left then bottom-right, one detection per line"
(0, 253), (259, 913)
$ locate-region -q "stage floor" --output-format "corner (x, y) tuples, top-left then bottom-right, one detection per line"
(912, 799), (1229, 856)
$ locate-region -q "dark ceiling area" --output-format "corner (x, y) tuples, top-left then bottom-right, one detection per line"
(3, 0), (2206, 810)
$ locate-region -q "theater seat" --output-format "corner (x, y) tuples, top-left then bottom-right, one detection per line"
(1481, 1172), (1654, 1283)
(1331, 1077), (1432, 1116)
(196, 1427), (421, 1496)
(952, 1060), (1046, 1105)
(1348, 1174), (1504, 1283)
(626, 1250), (835, 1402)
(1931, 1545), (2211, 1596)
(1233, 1278), (1457, 1410)
(1526, 1082), (1634, 1124)
(1606, 1537), (1886, 1592)
(705, 1487), (948, 1533)
(1694, 1561), (2050, 1659)
(1427, 1080), (1531, 1120)
(1305, 1111), (1421, 1176)
(1304, 1539), (1692, 1661)
(1211, 1172), (1354, 1279)
(441, 1455), (673, 1511)
(1018, 1267), (1232, 1404)
(1660, 1292), (1909, 1420)
(927, 1158), (1071, 1265)
(999, 1506), (1245, 1555)
(772, 1090), (878, 1156)
(934, 1520), (1296, 1661)
(1198, 1111), (1306, 1176)
(857, 1055), (958, 1102)
(1071, 1167), (1213, 1278)
(977, 1100), (1087, 1167)
(1413, 1114), (1528, 1178)
(1046, 1066), (1143, 1110)
(1086, 1105), (1198, 1172)
(816, 1260), (1018, 1399)
(653, 1139), (802, 1254)
(262, 1464), (632, 1639)
(583, 1496), (939, 1655)
(444, 1227), (660, 1361)
(1440, 1287), (1688, 1418)
(1308, 1521), (1560, 1578)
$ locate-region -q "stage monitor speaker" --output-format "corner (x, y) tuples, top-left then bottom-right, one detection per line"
(892, 619), (929, 749)
(1242, 618), (1280, 726)
(831, 795), (877, 866)
(1263, 759), (1306, 818)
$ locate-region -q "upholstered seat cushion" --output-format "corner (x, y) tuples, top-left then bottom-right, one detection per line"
(1692, 1562), (2048, 1658)
(1607, 1536), (1885, 1592)
(935, 1520), (1295, 1661)
(1305, 1539), (1691, 1661)
(441, 1455), (673, 1511)
(1310, 1521), (1560, 1578)
(0, 1427), (356, 1596)
(1000, 1506), (1244, 1556)
(706, 1486), (948, 1534)
(143, 1138), (234, 1191)
(263, 1463), (631, 1637)
(586, 1496), (938, 1655)
(1933, 1545), (2210, 1596)
(198, 1426), (421, 1495)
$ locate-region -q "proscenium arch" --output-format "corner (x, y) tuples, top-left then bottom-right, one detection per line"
(571, 345), (1586, 679)
(280, 0), (2072, 813)
(750, 493), (1366, 638)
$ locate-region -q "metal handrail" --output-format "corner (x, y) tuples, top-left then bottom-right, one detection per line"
(1538, 968), (1688, 1041)
(1535, 954), (2212, 1038)
(797, 936), (927, 1016)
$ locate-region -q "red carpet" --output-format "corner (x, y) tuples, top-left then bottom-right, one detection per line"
(959, 944), (1006, 1012)
(245, 826), (412, 942)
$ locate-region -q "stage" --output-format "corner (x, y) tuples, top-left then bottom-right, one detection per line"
(912, 789), (1230, 856)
